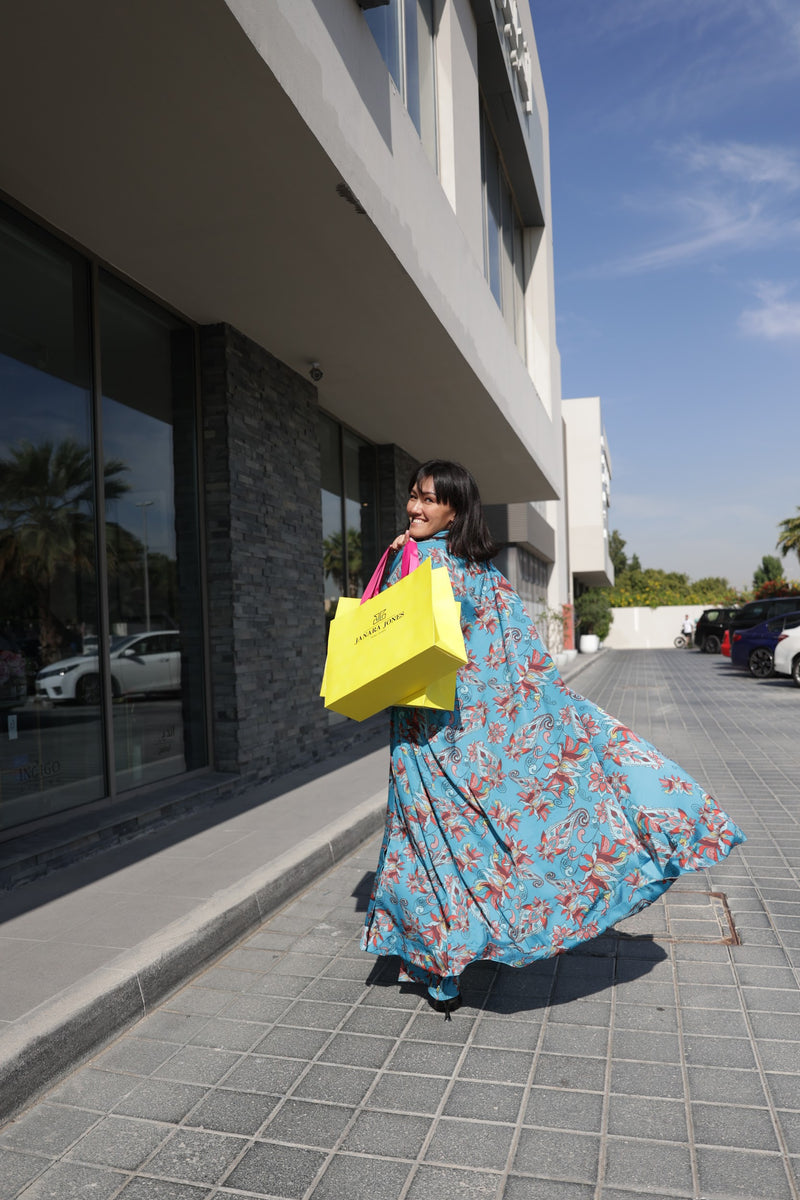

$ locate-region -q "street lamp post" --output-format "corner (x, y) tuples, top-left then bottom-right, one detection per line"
(136, 500), (154, 632)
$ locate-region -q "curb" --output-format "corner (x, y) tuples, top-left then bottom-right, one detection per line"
(0, 791), (387, 1123)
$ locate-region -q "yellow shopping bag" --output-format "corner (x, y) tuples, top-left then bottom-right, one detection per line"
(321, 541), (466, 721)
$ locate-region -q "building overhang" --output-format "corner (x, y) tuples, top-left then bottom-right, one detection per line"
(0, 0), (559, 504)
(484, 503), (556, 563)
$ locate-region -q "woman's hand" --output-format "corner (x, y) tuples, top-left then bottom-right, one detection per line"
(389, 529), (410, 552)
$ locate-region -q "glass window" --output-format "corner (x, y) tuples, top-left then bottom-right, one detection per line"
(319, 415), (379, 616)
(98, 272), (206, 792)
(343, 430), (379, 597)
(0, 208), (104, 829)
(365, 0), (437, 169)
(480, 105), (527, 360)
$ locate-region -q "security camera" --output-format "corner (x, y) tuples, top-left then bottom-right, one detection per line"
(309, 362), (324, 383)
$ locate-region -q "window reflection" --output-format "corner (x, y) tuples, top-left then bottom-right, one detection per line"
(99, 273), (206, 791)
(0, 209), (104, 828)
(364, 0), (437, 169)
(320, 415), (379, 622)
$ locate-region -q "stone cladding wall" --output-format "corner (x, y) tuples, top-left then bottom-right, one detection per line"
(199, 324), (382, 784)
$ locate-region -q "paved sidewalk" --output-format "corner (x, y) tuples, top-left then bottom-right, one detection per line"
(2, 649), (800, 1199)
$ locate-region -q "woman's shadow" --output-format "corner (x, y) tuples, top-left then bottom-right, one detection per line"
(354, 871), (668, 1014)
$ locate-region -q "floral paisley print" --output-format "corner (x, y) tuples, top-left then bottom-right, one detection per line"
(362, 532), (745, 987)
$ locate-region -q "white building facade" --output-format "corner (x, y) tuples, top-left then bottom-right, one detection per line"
(0, 0), (575, 855)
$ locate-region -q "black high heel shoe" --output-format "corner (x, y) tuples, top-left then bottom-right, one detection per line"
(429, 994), (463, 1021)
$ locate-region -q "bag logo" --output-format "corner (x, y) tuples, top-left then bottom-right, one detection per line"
(355, 610), (405, 645)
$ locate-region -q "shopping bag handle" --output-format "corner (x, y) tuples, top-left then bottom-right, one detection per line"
(360, 538), (419, 604)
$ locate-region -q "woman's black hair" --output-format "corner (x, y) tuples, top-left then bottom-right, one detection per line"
(409, 460), (498, 562)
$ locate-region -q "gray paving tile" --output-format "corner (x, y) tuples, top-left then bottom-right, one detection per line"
(611, 1003), (678, 1033)
(387, 1040), (463, 1077)
(129, 1011), (211, 1044)
(183, 1089), (277, 1136)
(443, 1080), (524, 1123)
(367, 1073), (449, 1115)
(341, 1004), (412, 1037)
(65, 1115), (170, 1169)
(319, 1032), (396, 1069)
(472, 1016), (543, 1050)
(0, 1104), (99, 1156)
(46, 1068), (140, 1113)
(292, 1064), (377, 1106)
(185, 1018), (266, 1052)
(426, 1117), (514, 1169)
(145, 1128), (245, 1184)
(162, 987), (238, 1016)
(405, 1164), (502, 1199)
(280, 1000), (351, 1030)
(458, 1047), (531, 1084)
(541, 1022), (609, 1058)
(94, 1037), (179, 1077)
(523, 1087), (604, 1133)
(219, 993), (293, 1024)
(311, 1153), (413, 1200)
(112, 1079), (209, 1122)
(513, 1127), (599, 1181)
(116, 1182), (211, 1200)
(245, 972), (309, 998)
(695, 1146), (793, 1200)
(610, 1060), (684, 1099)
(683, 1034), (757, 1069)
(766, 1073), (800, 1109)
(607, 1092), (687, 1141)
(504, 1180), (594, 1200)
(0, 1149), (46, 1197)
(341, 1109), (431, 1157)
(220, 1054), (307, 1096)
(302, 977), (369, 1005)
(603, 1136), (694, 1192)
(224, 1141), (326, 1196)
(611, 1029), (680, 1063)
(13, 1161), (125, 1199)
(262, 1098), (355, 1148)
(151, 1045), (242, 1086)
(691, 1102), (780, 1151)
(534, 1053), (607, 1092)
(777, 1110), (800, 1155)
(405, 1010), (478, 1044)
(680, 1007), (749, 1038)
(251, 1024), (331, 1060)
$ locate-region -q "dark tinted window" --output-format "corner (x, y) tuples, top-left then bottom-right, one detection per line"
(704, 611), (720, 623)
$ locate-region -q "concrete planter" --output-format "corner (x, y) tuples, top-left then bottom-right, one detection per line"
(579, 634), (600, 654)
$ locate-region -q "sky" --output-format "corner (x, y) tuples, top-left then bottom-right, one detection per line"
(529, 0), (800, 589)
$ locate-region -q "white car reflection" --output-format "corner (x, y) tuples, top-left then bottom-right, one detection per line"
(36, 631), (181, 704)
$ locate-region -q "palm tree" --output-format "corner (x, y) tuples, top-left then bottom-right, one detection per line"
(0, 438), (129, 659)
(777, 507), (800, 569)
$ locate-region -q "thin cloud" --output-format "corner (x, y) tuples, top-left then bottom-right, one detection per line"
(740, 283), (800, 340)
(578, 138), (800, 278)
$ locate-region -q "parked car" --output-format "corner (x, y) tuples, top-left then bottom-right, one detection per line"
(774, 625), (800, 687)
(36, 631), (181, 704)
(0, 633), (27, 710)
(728, 597), (800, 637)
(730, 612), (800, 678)
(694, 607), (740, 653)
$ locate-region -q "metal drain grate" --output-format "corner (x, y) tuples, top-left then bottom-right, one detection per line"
(614, 890), (740, 946)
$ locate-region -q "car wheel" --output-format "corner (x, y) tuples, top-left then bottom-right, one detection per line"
(704, 635), (721, 654)
(748, 648), (774, 679)
(792, 657), (800, 688)
(76, 674), (101, 705)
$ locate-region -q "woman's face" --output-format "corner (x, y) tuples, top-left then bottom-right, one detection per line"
(407, 476), (456, 539)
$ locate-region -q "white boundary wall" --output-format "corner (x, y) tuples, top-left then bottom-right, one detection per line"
(604, 605), (712, 650)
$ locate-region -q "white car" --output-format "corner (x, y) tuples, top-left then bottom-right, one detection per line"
(36, 631), (181, 704)
(774, 625), (800, 688)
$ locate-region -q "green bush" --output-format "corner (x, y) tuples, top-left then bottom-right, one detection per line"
(574, 589), (613, 641)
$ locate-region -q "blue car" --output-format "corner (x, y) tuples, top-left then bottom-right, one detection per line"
(731, 610), (800, 678)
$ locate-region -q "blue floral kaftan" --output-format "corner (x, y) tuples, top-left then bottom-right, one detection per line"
(361, 532), (745, 985)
